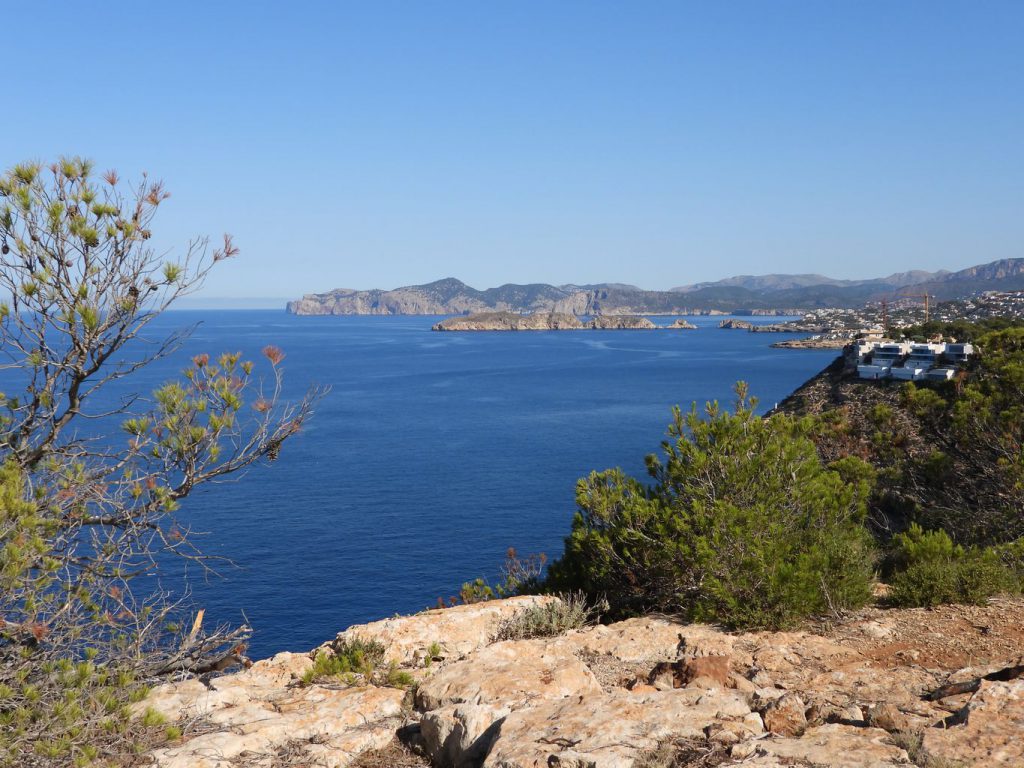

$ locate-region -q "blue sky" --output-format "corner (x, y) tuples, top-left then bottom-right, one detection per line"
(3, 1), (1021, 299)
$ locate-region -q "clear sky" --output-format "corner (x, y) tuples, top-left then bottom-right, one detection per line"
(3, 1), (1021, 298)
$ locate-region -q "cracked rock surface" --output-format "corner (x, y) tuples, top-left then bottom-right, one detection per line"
(142, 594), (1024, 767)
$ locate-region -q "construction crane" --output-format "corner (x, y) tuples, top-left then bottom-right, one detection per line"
(905, 293), (932, 323)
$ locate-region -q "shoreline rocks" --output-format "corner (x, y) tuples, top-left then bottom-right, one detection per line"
(771, 336), (853, 349)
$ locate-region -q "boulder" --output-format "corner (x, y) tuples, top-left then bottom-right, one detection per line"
(567, 617), (733, 663)
(732, 724), (909, 767)
(483, 688), (759, 767)
(146, 685), (404, 768)
(923, 679), (1024, 764)
(420, 703), (509, 768)
(416, 638), (601, 710)
(865, 702), (909, 733)
(760, 691), (808, 736)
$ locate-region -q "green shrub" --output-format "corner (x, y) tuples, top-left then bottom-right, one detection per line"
(889, 524), (1020, 607)
(383, 664), (415, 689)
(302, 637), (387, 685)
(996, 537), (1024, 581)
(302, 637), (416, 689)
(492, 592), (603, 641)
(546, 385), (876, 630)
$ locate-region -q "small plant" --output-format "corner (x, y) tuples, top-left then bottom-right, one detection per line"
(459, 578), (495, 604)
(492, 592), (604, 641)
(423, 641), (443, 668)
(384, 663), (415, 689)
(139, 707), (167, 727)
(302, 637), (387, 685)
(497, 548), (548, 596)
(888, 524), (1020, 608)
(888, 729), (967, 768)
(634, 737), (727, 768)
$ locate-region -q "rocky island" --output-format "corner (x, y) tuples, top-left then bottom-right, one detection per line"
(431, 312), (666, 331)
(669, 318), (698, 329)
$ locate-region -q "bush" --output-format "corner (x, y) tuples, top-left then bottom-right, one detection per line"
(492, 593), (603, 641)
(888, 524), (1020, 607)
(302, 637), (414, 689)
(302, 637), (387, 685)
(546, 385), (876, 629)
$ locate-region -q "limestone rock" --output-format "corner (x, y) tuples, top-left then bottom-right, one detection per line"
(924, 679), (1024, 765)
(734, 724), (908, 767)
(585, 315), (657, 330)
(139, 595), (1024, 768)
(332, 595), (558, 665)
(865, 701), (908, 733)
(147, 685), (404, 768)
(420, 703), (510, 768)
(482, 688), (759, 768)
(760, 691), (808, 736)
(567, 617), (734, 663)
(415, 637), (601, 710)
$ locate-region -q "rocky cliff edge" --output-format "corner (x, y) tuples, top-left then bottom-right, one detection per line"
(141, 594), (1024, 767)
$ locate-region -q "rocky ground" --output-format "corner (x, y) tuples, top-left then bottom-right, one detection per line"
(141, 595), (1024, 767)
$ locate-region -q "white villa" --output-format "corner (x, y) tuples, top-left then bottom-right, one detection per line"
(855, 339), (974, 381)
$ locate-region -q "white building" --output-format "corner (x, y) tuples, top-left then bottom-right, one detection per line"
(856, 340), (971, 381)
(945, 343), (974, 363)
(856, 342), (910, 379)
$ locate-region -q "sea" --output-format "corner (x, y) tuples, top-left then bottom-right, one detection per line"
(39, 311), (838, 658)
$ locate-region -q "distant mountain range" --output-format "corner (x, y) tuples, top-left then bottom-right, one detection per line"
(286, 258), (1024, 316)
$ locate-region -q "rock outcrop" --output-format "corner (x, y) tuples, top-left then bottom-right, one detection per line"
(718, 318), (756, 330)
(770, 336), (852, 349)
(668, 318), (698, 329)
(142, 595), (1024, 768)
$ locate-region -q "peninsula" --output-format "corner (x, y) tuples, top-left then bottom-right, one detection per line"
(287, 258), (1024, 316)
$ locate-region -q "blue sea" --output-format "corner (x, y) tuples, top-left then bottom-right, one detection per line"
(57, 312), (838, 658)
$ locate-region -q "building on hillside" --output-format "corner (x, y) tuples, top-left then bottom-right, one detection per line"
(855, 340), (973, 381)
(926, 367), (957, 381)
(945, 342), (975, 363)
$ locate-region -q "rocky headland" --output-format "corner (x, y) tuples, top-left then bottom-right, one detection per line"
(770, 336), (852, 350)
(285, 259), (1024, 316)
(142, 594), (1024, 768)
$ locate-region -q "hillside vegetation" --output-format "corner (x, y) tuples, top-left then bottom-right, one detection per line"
(519, 320), (1024, 628)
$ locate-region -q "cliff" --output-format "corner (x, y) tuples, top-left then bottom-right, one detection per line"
(287, 258), (1024, 315)
(142, 594), (1024, 767)
(286, 278), (572, 316)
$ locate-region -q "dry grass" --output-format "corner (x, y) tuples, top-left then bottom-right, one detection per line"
(492, 592), (604, 641)
(349, 740), (430, 768)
